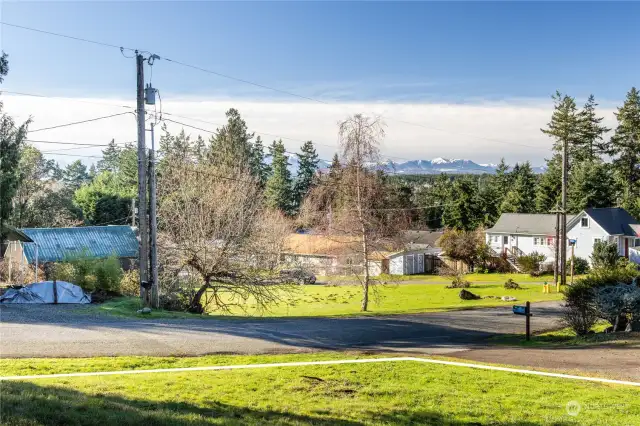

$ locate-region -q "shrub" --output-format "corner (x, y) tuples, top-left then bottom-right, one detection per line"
(504, 278), (520, 290)
(517, 252), (546, 276)
(591, 241), (619, 270)
(594, 284), (640, 332)
(445, 273), (471, 289)
(53, 254), (123, 294)
(120, 270), (140, 297)
(572, 257), (590, 275)
(93, 256), (122, 292)
(562, 281), (599, 336)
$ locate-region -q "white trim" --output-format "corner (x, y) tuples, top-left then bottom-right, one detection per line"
(1, 357), (639, 387)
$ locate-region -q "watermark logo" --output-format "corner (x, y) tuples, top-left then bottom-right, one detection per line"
(566, 400), (581, 417)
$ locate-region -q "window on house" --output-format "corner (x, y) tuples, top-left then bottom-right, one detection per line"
(493, 236), (499, 243)
(534, 237), (546, 246)
(635, 238), (640, 247)
(581, 217), (589, 228)
(594, 237), (603, 245)
(546, 237), (554, 246)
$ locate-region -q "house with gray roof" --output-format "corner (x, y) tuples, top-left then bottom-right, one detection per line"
(486, 208), (640, 267)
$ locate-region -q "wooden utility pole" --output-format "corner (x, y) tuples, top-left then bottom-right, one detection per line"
(130, 198), (136, 227)
(560, 139), (568, 286)
(149, 123), (159, 309)
(553, 206), (560, 285)
(136, 52), (150, 306)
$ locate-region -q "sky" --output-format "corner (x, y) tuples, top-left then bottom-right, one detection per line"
(1, 1), (639, 166)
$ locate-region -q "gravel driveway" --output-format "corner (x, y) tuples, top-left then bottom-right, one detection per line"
(0, 302), (563, 358)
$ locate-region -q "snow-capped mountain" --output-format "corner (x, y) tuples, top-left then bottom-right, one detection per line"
(274, 155), (544, 176)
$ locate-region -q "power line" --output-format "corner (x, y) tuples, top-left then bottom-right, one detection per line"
(29, 112), (134, 133)
(0, 21), (135, 51)
(0, 90), (135, 110)
(39, 151), (103, 159)
(0, 23), (549, 152)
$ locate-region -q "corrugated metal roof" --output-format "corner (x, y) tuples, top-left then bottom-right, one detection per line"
(21, 226), (138, 263)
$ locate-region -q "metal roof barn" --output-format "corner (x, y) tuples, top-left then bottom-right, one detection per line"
(20, 226), (139, 263)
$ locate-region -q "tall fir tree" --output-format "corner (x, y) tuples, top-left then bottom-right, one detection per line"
(208, 108), (254, 171)
(293, 141), (319, 212)
(575, 95), (610, 162)
(442, 175), (481, 231)
(500, 162), (536, 213)
(567, 160), (617, 213)
(248, 136), (270, 187)
(606, 87), (640, 218)
(97, 139), (121, 172)
(62, 160), (90, 191)
(264, 140), (294, 214)
(417, 173), (451, 229)
(535, 154), (562, 213)
(541, 91), (581, 166)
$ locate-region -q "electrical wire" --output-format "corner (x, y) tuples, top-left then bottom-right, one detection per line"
(0, 21), (136, 51)
(0, 90), (135, 110)
(29, 112), (134, 133)
(0, 22), (549, 151)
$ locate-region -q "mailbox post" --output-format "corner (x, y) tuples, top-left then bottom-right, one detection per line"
(513, 301), (532, 341)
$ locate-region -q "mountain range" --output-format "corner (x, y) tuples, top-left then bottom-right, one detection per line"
(277, 155), (545, 176)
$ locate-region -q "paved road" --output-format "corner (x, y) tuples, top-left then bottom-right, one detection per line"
(0, 302), (563, 358)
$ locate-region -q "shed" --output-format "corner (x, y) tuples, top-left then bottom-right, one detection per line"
(387, 249), (441, 275)
(8, 226), (138, 265)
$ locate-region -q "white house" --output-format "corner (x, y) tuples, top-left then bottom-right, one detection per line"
(486, 207), (640, 267)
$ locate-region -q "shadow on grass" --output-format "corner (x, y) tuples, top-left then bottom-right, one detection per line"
(0, 381), (571, 426)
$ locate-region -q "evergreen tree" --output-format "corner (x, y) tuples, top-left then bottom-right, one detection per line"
(416, 173), (451, 229)
(208, 108), (254, 170)
(248, 136), (270, 187)
(567, 160), (617, 213)
(576, 95), (610, 162)
(62, 160), (90, 191)
(535, 154), (562, 213)
(0, 53), (30, 242)
(293, 141), (319, 212)
(442, 175), (481, 231)
(328, 153), (341, 181)
(477, 176), (501, 227)
(541, 91), (581, 165)
(605, 87), (640, 217)
(264, 140), (294, 214)
(88, 164), (96, 179)
(487, 158), (510, 216)
(97, 139), (121, 172)
(500, 162), (536, 213)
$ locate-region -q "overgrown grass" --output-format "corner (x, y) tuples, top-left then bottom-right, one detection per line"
(491, 321), (640, 347)
(95, 283), (564, 319)
(1, 354), (638, 425)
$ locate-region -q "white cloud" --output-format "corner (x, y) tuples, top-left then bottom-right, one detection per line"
(2, 94), (620, 167)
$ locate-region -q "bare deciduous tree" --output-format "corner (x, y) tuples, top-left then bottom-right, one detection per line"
(158, 160), (294, 313)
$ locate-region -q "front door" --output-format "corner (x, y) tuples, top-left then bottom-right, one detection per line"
(502, 235), (509, 254)
(625, 238), (629, 258)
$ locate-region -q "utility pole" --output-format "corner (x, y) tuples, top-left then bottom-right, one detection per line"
(130, 198), (136, 227)
(136, 52), (150, 307)
(560, 139), (568, 286)
(148, 123), (159, 309)
(552, 205), (560, 286)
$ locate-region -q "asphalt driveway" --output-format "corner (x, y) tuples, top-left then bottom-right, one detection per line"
(0, 302), (563, 358)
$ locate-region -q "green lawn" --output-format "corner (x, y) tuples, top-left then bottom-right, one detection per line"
(95, 282), (564, 319)
(320, 272), (564, 284)
(492, 322), (640, 348)
(1, 353), (638, 425)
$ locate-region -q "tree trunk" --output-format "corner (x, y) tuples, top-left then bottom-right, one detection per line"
(188, 280), (210, 314)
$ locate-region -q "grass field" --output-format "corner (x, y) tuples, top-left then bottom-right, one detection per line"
(96, 282), (564, 319)
(492, 322), (640, 348)
(320, 272), (565, 284)
(1, 353), (638, 425)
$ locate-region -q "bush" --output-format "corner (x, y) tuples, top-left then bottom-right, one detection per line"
(562, 281), (599, 336)
(572, 257), (590, 275)
(504, 278), (520, 290)
(446, 275), (471, 289)
(594, 284), (640, 332)
(120, 270), (140, 297)
(591, 241), (619, 270)
(517, 252), (546, 276)
(52, 254), (123, 294)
